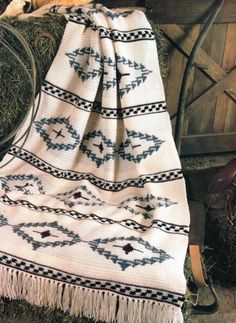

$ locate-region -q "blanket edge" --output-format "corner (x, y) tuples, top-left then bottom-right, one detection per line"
(0, 264), (184, 323)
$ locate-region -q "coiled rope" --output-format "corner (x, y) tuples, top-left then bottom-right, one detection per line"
(0, 20), (41, 168)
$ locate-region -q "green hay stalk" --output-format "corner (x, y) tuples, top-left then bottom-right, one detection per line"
(0, 14), (66, 149)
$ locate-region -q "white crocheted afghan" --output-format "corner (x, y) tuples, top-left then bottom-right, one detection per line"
(0, 4), (190, 323)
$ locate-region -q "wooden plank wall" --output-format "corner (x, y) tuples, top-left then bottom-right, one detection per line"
(105, 0), (236, 24)
(161, 22), (236, 155)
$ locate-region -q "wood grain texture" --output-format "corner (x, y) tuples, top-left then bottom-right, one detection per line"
(160, 24), (236, 98)
(188, 24), (214, 135)
(181, 25), (201, 136)
(148, 0), (236, 24)
(155, 5), (236, 154)
(185, 25), (203, 135)
(165, 39), (185, 118)
(181, 133), (236, 155)
(213, 93), (229, 132)
(225, 99), (236, 132)
(199, 24), (227, 134)
(213, 23), (236, 133)
(212, 24), (228, 133)
(185, 69), (236, 120)
(223, 23), (236, 132)
(98, 0), (144, 8)
(180, 24), (201, 136)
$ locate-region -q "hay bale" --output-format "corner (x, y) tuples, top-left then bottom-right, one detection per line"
(205, 208), (236, 287)
(0, 14), (66, 151)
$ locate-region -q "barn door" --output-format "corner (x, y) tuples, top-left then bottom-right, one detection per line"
(160, 22), (236, 155)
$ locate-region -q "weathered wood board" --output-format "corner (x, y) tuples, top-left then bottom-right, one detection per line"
(161, 22), (236, 155)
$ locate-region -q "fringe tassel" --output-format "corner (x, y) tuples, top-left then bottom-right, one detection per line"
(0, 265), (183, 323)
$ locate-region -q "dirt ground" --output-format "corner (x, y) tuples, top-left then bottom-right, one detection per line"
(2, 285), (236, 323)
(192, 285), (236, 323)
(2, 286), (236, 323)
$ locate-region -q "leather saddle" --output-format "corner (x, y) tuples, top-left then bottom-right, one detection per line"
(183, 159), (236, 315)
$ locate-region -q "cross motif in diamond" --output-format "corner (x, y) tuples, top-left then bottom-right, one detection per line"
(52, 128), (65, 139)
(116, 68), (130, 85)
(33, 230), (59, 239)
(14, 183), (34, 189)
(135, 204), (155, 212)
(132, 144), (141, 149)
(93, 142), (104, 153)
(73, 191), (89, 200)
(113, 243), (144, 255)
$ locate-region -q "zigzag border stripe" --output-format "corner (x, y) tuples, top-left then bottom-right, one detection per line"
(0, 195), (189, 236)
(8, 146), (183, 191)
(42, 81), (167, 119)
(68, 15), (154, 42)
(0, 251), (184, 307)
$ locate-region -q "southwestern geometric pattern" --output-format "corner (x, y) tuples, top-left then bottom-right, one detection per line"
(0, 251), (184, 307)
(80, 6), (134, 20)
(55, 184), (106, 208)
(0, 194), (189, 235)
(12, 219), (82, 250)
(42, 80), (167, 119)
(79, 130), (117, 167)
(118, 194), (177, 219)
(34, 119), (164, 165)
(103, 10), (133, 20)
(8, 146), (184, 190)
(79, 128), (164, 167)
(66, 47), (104, 82)
(69, 15), (155, 42)
(89, 236), (173, 271)
(0, 174), (45, 194)
(65, 47), (152, 97)
(0, 214), (172, 270)
(55, 185), (176, 220)
(115, 55), (152, 97)
(34, 116), (80, 151)
(50, 6), (135, 21)
(117, 129), (164, 163)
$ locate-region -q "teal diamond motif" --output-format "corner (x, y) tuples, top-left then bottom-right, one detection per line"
(79, 129), (164, 167)
(0, 174), (45, 195)
(87, 7), (133, 19)
(89, 236), (173, 271)
(35, 117), (80, 151)
(65, 47), (104, 82)
(55, 185), (106, 208)
(65, 47), (152, 97)
(105, 10), (132, 19)
(115, 55), (152, 97)
(118, 194), (177, 219)
(117, 129), (164, 163)
(80, 130), (116, 168)
(12, 221), (81, 250)
(0, 214), (8, 227)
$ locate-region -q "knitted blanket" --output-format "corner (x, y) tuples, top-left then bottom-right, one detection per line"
(0, 5), (190, 323)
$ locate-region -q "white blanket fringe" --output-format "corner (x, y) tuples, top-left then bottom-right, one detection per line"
(0, 264), (183, 323)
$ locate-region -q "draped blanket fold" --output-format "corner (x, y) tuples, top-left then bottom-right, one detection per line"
(0, 5), (190, 323)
